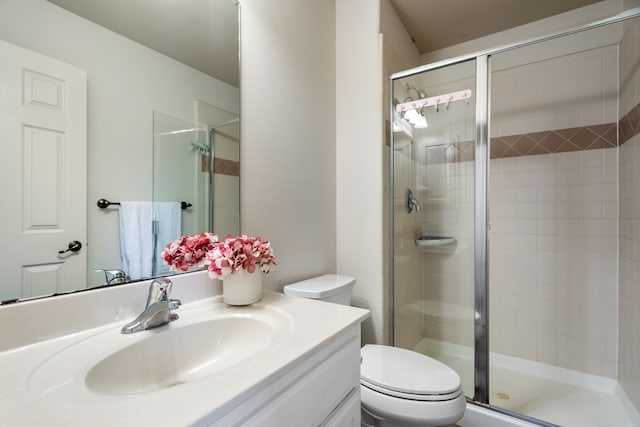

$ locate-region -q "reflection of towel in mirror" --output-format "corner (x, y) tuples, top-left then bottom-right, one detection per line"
(119, 202), (154, 280)
(153, 202), (182, 276)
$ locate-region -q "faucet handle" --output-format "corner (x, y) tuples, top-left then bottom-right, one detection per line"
(145, 278), (173, 308)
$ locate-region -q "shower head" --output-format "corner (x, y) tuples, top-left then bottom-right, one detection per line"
(406, 83), (427, 100)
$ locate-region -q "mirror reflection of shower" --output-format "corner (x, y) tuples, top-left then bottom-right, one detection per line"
(208, 116), (240, 237)
(152, 112), (206, 277)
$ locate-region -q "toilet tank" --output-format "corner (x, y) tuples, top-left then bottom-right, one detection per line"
(283, 274), (355, 305)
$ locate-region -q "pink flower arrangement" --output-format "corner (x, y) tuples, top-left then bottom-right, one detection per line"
(206, 234), (276, 279)
(161, 232), (219, 272)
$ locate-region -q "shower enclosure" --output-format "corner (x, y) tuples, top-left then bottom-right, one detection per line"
(390, 8), (640, 427)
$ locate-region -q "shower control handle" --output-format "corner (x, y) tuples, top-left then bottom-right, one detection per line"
(406, 188), (421, 214)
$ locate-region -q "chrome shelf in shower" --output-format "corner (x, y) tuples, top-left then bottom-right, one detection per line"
(415, 236), (456, 247)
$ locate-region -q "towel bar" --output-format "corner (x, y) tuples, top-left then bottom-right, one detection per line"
(97, 198), (192, 210)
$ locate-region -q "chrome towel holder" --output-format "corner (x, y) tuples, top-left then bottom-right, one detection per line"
(97, 198), (192, 210)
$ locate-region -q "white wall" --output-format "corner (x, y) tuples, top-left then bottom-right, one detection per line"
(0, 0), (239, 287)
(380, 0), (420, 74)
(336, 0), (385, 345)
(381, 0), (423, 348)
(240, 0), (337, 290)
(240, 0), (396, 346)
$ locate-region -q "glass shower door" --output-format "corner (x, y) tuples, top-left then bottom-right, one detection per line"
(486, 22), (622, 425)
(392, 59), (478, 399)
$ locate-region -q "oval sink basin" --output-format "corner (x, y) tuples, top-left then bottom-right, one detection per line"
(85, 317), (275, 395)
(28, 302), (293, 400)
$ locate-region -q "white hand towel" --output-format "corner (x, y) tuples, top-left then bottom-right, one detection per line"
(119, 201), (154, 280)
(153, 202), (182, 276)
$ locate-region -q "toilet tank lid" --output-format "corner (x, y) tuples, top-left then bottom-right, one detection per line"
(283, 274), (355, 299)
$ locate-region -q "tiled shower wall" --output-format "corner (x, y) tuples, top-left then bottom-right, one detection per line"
(491, 44), (619, 378)
(619, 17), (640, 411)
(490, 149), (617, 377)
(394, 136), (427, 351)
(421, 149), (618, 377)
(491, 46), (618, 137)
(415, 44), (619, 378)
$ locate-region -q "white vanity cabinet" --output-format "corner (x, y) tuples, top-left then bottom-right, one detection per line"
(0, 286), (369, 427)
(208, 325), (362, 427)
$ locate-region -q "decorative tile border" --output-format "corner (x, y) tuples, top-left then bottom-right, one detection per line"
(491, 123), (617, 158)
(199, 156), (239, 176)
(619, 102), (640, 145)
(420, 97), (640, 165)
(424, 123), (617, 165)
(213, 157), (240, 177)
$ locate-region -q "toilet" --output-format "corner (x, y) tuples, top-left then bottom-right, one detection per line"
(283, 275), (466, 427)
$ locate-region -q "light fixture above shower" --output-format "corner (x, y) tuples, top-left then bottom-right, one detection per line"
(396, 88), (473, 129)
(399, 84), (429, 129)
(402, 107), (429, 128)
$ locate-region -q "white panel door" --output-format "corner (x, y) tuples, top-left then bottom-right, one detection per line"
(0, 40), (87, 301)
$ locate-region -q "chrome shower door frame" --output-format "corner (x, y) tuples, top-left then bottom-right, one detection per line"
(474, 54), (490, 404)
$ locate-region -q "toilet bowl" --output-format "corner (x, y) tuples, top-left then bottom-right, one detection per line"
(361, 344), (465, 426)
(283, 275), (466, 427)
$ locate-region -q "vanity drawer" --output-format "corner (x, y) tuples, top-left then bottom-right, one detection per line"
(243, 334), (361, 426)
(209, 325), (362, 427)
(320, 387), (360, 427)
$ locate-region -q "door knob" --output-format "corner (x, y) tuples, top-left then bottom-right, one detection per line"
(58, 240), (82, 254)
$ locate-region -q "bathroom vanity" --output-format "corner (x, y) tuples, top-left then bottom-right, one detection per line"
(0, 272), (369, 426)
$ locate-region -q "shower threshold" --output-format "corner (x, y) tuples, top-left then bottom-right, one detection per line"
(414, 338), (640, 427)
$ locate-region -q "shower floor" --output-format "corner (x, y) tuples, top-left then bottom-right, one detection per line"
(414, 338), (640, 427)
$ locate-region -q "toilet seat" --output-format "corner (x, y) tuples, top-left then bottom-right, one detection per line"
(360, 344), (462, 400)
(360, 345), (466, 426)
(361, 378), (463, 401)
(360, 383), (466, 426)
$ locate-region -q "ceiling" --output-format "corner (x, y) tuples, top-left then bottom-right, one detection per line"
(44, 0), (604, 86)
(46, 0), (239, 87)
(389, 0), (604, 54)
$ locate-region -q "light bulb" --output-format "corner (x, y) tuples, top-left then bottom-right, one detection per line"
(403, 109), (420, 123)
(414, 116), (428, 128)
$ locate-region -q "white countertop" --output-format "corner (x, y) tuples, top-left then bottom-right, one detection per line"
(0, 289), (369, 426)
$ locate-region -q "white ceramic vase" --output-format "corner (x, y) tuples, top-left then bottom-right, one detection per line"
(222, 269), (263, 305)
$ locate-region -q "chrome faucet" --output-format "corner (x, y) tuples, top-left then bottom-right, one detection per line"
(121, 278), (181, 334)
(406, 188), (422, 214)
(94, 268), (128, 285)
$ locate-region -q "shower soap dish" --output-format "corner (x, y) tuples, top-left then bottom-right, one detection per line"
(415, 236), (456, 247)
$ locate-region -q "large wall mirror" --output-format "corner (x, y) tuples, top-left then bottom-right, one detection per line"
(0, 0), (240, 303)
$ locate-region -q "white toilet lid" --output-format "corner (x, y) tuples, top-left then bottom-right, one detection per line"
(360, 345), (461, 396)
